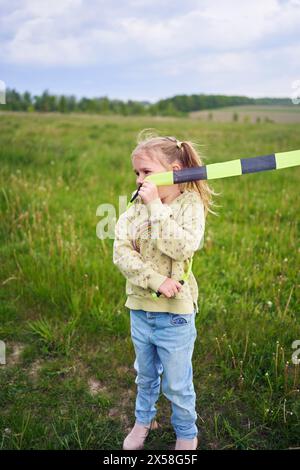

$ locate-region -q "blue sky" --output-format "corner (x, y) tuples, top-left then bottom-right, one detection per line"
(0, 0), (300, 102)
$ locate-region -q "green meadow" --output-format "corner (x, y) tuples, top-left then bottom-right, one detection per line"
(0, 111), (299, 450)
(190, 105), (300, 124)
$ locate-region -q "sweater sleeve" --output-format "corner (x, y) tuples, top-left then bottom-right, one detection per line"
(146, 194), (205, 261)
(113, 210), (168, 291)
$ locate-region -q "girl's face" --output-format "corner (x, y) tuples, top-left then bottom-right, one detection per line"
(132, 151), (182, 202)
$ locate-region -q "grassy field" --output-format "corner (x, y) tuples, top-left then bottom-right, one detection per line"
(0, 111), (299, 450)
(190, 105), (300, 124)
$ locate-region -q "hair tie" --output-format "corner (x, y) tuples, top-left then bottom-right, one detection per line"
(176, 140), (182, 149)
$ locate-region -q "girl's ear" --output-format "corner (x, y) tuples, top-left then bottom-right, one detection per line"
(172, 162), (182, 172)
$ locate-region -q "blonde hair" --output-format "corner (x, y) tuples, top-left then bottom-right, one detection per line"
(131, 128), (221, 218)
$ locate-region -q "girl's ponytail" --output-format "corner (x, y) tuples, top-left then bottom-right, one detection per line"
(178, 140), (221, 218)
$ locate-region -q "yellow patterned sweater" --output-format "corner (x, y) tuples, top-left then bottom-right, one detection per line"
(113, 189), (205, 314)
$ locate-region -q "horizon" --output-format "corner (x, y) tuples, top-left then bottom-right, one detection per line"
(2, 87), (295, 105)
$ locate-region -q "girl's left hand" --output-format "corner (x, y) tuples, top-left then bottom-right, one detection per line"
(139, 181), (160, 205)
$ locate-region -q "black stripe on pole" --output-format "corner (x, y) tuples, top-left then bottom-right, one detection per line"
(241, 154), (276, 174)
(173, 166), (207, 184)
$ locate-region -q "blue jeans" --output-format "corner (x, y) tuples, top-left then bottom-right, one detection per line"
(129, 308), (198, 440)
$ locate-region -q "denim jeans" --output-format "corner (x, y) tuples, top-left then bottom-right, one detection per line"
(129, 308), (198, 440)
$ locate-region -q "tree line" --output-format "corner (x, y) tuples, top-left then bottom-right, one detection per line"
(2, 88), (293, 116)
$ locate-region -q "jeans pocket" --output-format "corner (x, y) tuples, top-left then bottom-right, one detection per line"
(169, 313), (193, 326)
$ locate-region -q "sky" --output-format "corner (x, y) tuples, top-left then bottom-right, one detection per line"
(0, 0), (300, 103)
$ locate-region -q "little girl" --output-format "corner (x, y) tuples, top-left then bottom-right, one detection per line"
(113, 130), (217, 450)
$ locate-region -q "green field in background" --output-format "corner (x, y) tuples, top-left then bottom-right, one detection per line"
(0, 112), (299, 450)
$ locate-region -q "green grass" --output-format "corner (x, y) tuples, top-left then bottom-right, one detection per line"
(0, 112), (299, 450)
(190, 105), (300, 123)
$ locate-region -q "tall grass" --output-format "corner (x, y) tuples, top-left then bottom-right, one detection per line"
(0, 112), (299, 449)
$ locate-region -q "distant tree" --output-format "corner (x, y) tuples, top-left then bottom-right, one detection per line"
(2, 88), (294, 116)
(6, 88), (22, 110)
(22, 91), (32, 111)
(66, 95), (77, 112)
(58, 95), (67, 113)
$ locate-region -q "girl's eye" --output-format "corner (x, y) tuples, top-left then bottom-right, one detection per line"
(135, 171), (151, 175)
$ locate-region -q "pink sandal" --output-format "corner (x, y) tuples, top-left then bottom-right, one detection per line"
(175, 436), (198, 450)
(123, 419), (159, 450)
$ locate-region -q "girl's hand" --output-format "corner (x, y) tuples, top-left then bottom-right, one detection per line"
(157, 278), (182, 298)
(139, 181), (160, 205)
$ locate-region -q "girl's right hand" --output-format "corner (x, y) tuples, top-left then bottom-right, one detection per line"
(157, 278), (182, 298)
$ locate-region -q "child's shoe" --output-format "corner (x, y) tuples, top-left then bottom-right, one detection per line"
(123, 419), (159, 450)
(175, 436), (198, 450)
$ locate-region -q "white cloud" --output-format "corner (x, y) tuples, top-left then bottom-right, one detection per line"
(4, 17), (129, 66)
(0, 0), (299, 98)
(0, 0), (299, 66)
(23, 0), (83, 17)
